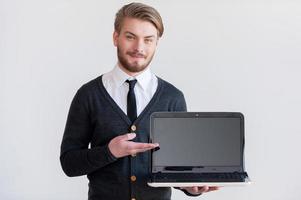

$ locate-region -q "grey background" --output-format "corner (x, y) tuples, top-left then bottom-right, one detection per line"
(1, 0), (301, 199)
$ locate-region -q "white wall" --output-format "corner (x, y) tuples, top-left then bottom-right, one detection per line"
(1, 0), (301, 199)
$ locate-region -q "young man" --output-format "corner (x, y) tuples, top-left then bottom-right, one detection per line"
(60, 3), (218, 200)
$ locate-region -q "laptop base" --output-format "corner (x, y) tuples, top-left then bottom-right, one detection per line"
(148, 179), (251, 187)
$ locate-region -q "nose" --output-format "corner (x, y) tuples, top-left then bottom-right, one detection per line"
(133, 39), (145, 53)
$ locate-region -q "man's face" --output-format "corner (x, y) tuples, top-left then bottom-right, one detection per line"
(113, 17), (159, 73)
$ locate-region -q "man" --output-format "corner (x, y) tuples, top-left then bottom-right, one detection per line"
(60, 2), (219, 200)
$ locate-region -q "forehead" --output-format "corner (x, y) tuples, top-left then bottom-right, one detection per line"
(120, 17), (158, 37)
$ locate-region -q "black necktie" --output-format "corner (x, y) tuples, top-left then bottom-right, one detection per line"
(126, 79), (137, 123)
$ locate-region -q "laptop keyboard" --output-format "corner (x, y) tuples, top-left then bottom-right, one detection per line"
(152, 172), (248, 182)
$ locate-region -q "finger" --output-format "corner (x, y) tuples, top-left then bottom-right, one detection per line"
(119, 133), (136, 141)
(134, 146), (156, 153)
(207, 186), (220, 192)
(129, 142), (159, 150)
(129, 146), (156, 155)
(192, 186), (199, 193)
(199, 186), (210, 193)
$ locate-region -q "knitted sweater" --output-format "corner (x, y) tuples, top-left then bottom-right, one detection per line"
(60, 75), (186, 200)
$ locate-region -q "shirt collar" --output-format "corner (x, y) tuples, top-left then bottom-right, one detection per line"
(112, 63), (153, 91)
(135, 67), (152, 91)
(111, 64), (131, 88)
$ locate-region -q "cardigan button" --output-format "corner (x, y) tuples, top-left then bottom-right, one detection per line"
(131, 175), (137, 182)
(131, 125), (137, 132)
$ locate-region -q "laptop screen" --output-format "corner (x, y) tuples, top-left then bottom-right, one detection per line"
(151, 113), (244, 172)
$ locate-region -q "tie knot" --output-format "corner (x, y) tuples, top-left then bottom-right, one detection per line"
(126, 79), (137, 90)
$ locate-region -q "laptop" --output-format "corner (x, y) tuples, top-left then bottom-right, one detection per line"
(147, 112), (251, 187)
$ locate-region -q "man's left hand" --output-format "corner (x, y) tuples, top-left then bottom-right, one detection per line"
(180, 186), (220, 195)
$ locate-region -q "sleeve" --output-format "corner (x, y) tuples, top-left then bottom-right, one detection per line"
(60, 88), (117, 177)
(174, 187), (202, 197)
(173, 91), (187, 112)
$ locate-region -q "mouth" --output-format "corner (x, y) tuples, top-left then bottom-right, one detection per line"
(127, 52), (146, 59)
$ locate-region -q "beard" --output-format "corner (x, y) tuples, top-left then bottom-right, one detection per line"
(117, 47), (155, 73)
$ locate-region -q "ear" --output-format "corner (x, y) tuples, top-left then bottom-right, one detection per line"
(156, 38), (159, 46)
(113, 31), (119, 47)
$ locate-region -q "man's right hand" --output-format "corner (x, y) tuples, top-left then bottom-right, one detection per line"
(108, 133), (159, 158)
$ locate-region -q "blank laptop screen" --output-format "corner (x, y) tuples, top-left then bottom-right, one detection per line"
(152, 117), (242, 167)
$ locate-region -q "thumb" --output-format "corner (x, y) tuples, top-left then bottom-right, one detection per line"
(120, 133), (136, 141)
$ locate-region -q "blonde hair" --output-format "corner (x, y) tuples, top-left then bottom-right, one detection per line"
(114, 2), (164, 37)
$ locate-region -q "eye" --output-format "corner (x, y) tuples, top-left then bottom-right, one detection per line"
(145, 38), (153, 44)
(126, 35), (135, 40)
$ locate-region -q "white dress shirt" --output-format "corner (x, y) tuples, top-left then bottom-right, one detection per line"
(102, 64), (158, 116)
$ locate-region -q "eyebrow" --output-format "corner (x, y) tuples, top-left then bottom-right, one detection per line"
(124, 31), (156, 39)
